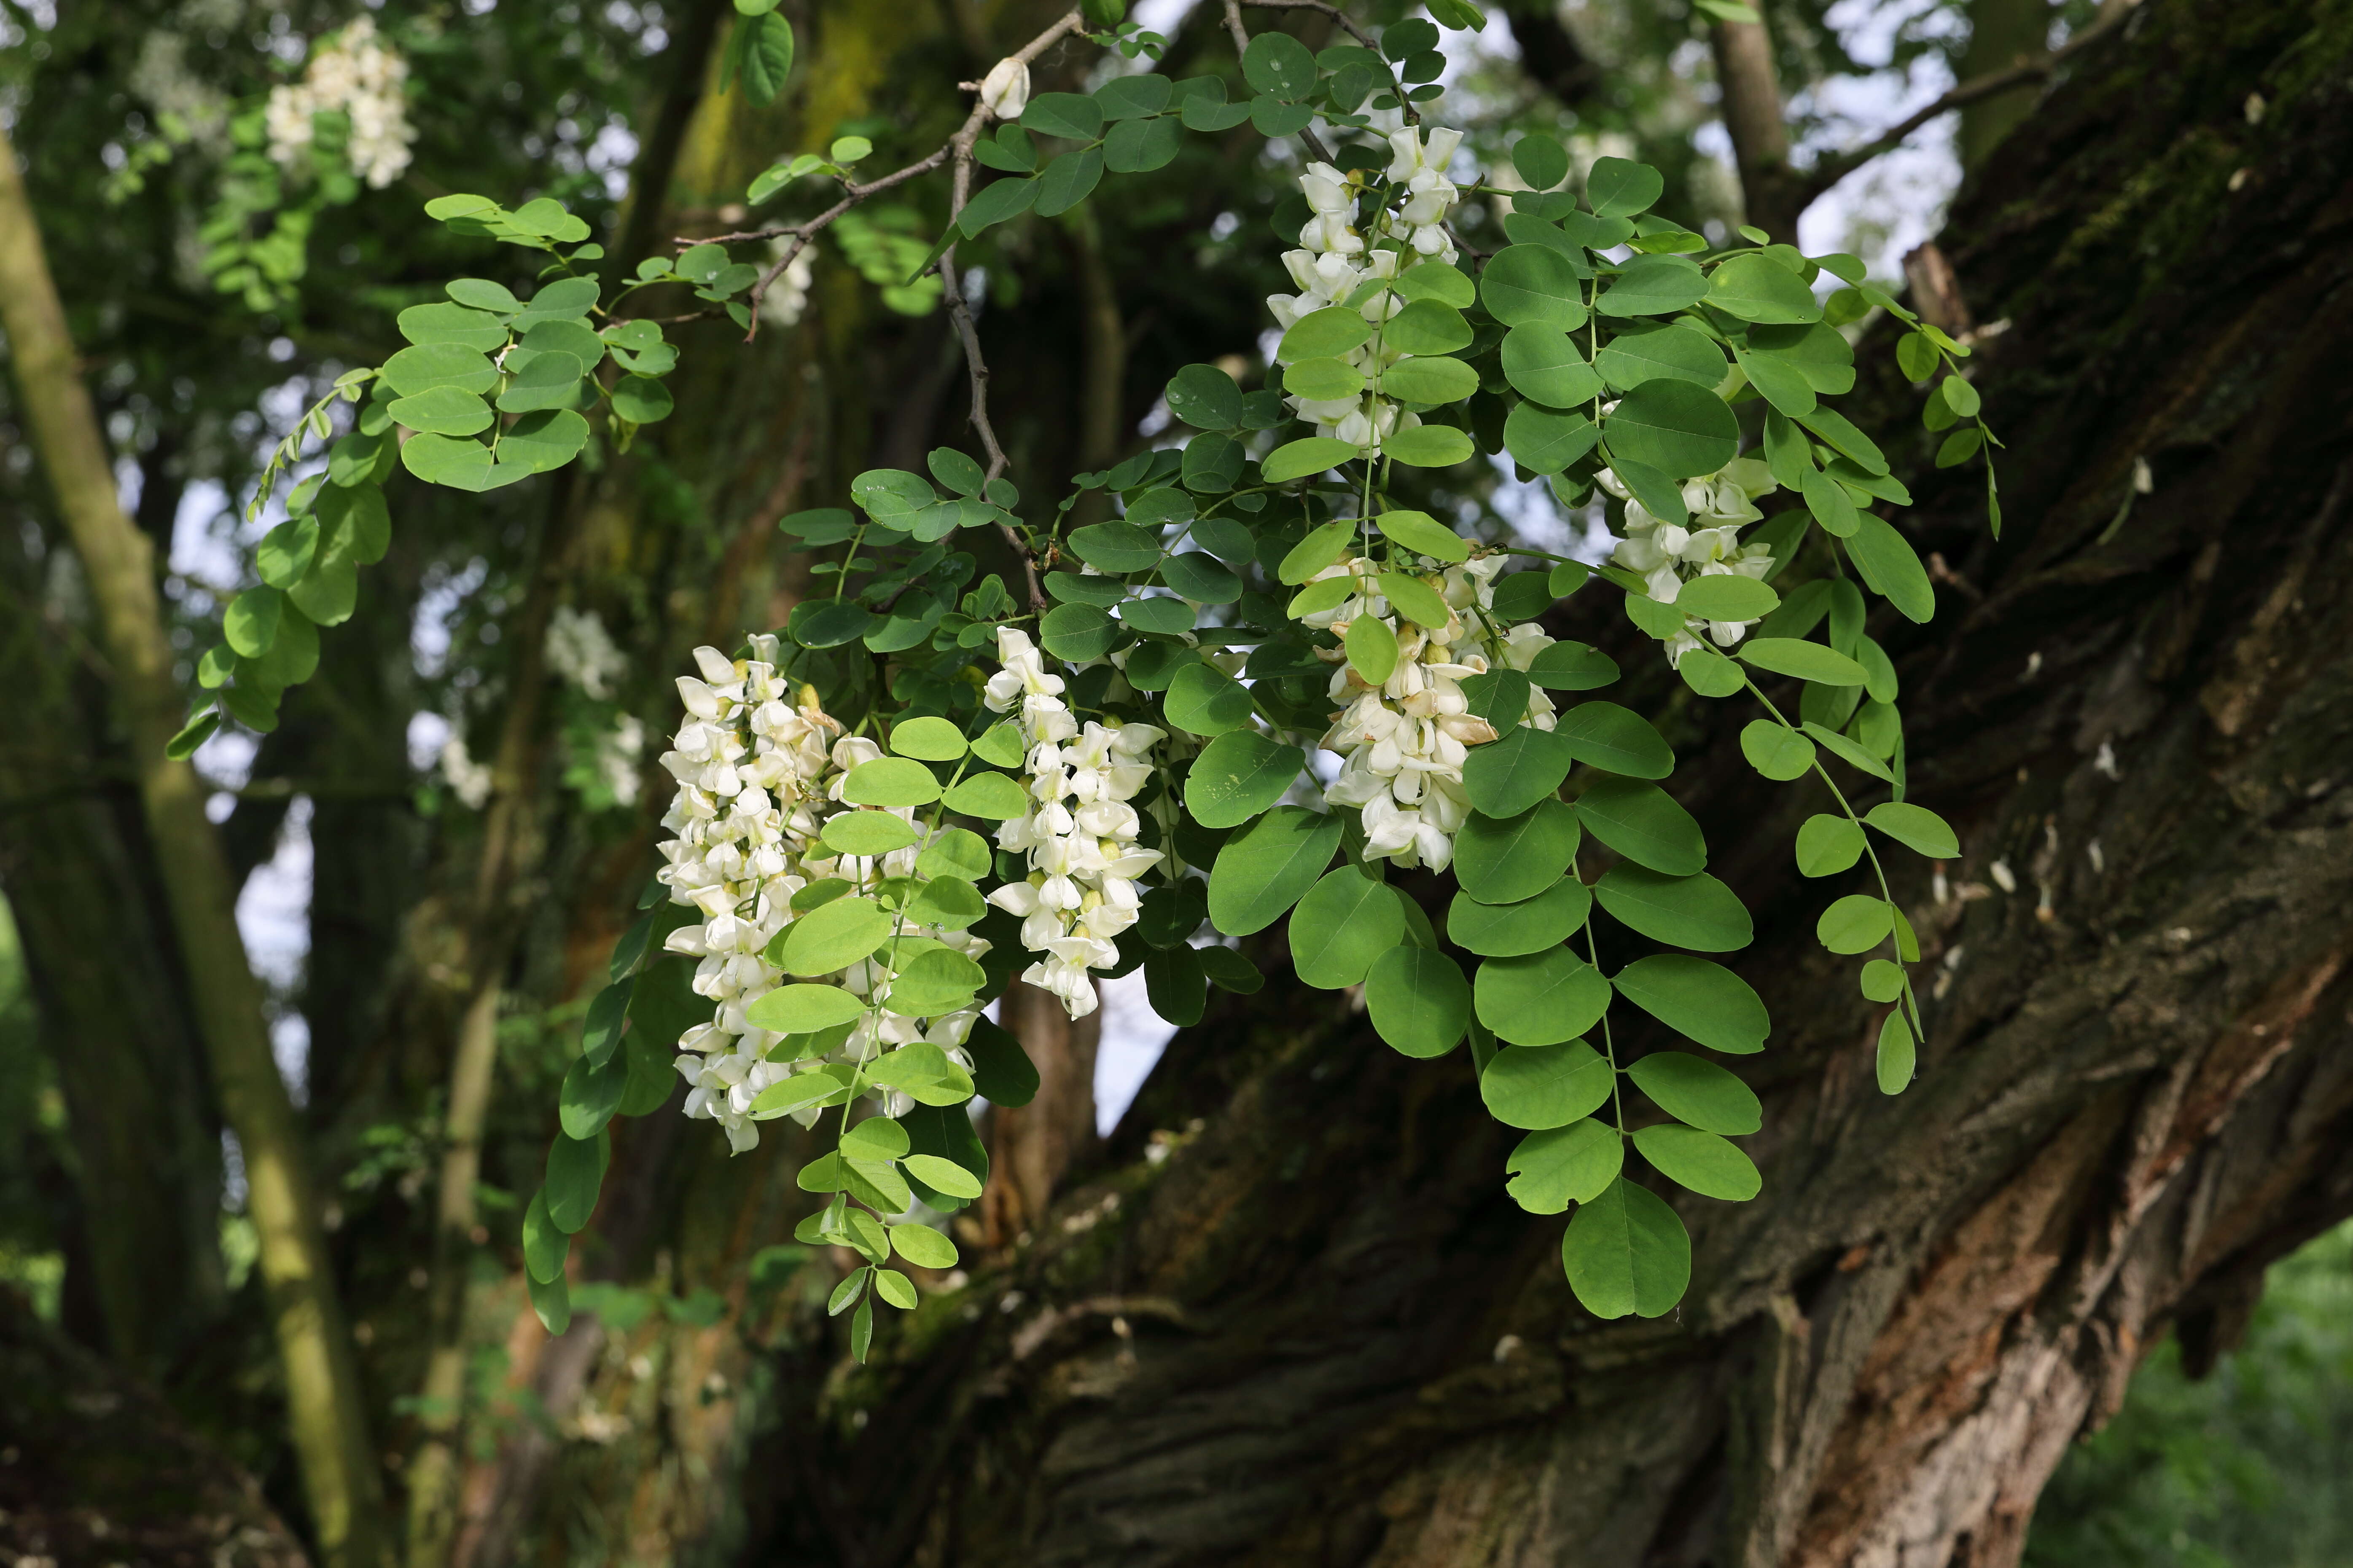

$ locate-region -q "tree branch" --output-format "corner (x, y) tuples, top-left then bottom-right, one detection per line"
(1798, 4), (2140, 203)
(1237, 0), (1380, 53)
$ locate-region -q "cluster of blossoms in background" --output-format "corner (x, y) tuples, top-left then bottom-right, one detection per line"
(1602, 458), (1780, 663)
(656, 643), (986, 1150)
(1266, 125), (1464, 457)
(1308, 553), (1559, 871)
(982, 629), (1164, 1019)
(264, 16), (417, 189)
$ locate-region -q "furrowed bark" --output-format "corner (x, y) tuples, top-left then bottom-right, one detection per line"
(0, 122), (389, 1568)
(734, 2), (2353, 1563)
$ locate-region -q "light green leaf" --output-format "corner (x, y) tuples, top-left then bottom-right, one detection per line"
(1739, 720), (1814, 781)
(1277, 306), (1374, 364)
(1632, 1122), (1760, 1200)
(543, 1129), (608, 1234)
(1505, 1120), (1622, 1213)
(842, 757), (941, 807)
(1865, 801), (1958, 859)
(1283, 355), (1367, 401)
(1480, 244), (1588, 331)
(1595, 255), (1704, 317)
(1739, 636), (1867, 687)
(891, 1223), (959, 1269)
(1556, 701), (1673, 779)
(1164, 661), (1255, 736)
(1377, 570), (1452, 628)
(1503, 404), (1599, 475)
(1207, 806), (1341, 934)
(1501, 326), (1603, 408)
(1382, 424), (1474, 468)
(1365, 944), (1471, 1058)
(1626, 1051), (1761, 1134)
(941, 771), (1029, 819)
(1527, 641), (1620, 691)
(1372, 508), (1468, 563)
(1575, 777), (1705, 875)
(1290, 869), (1407, 990)
(1379, 355), (1479, 405)
(1673, 575), (1777, 622)
(1877, 1010), (1916, 1094)
(1795, 813), (1865, 876)
(774, 897), (894, 976)
(1475, 947), (1611, 1046)
(743, 983), (866, 1034)
(1452, 799), (1581, 905)
(224, 587), (283, 658)
(1585, 157), (1665, 219)
(1603, 379), (1739, 478)
(1816, 894), (1893, 955)
(1461, 725), (1575, 818)
(1345, 615), (1399, 687)
(1481, 1039), (1613, 1129)
(1185, 730), (1304, 829)
(904, 1153), (984, 1199)
(1846, 515), (1936, 623)
(1262, 436), (1361, 483)
(1594, 866), (1752, 952)
(1383, 299), (1474, 357)
(1561, 1176), (1689, 1319)
(1447, 878), (1590, 958)
(1593, 322), (1726, 391)
(1707, 253), (1823, 324)
(1610, 954), (1768, 1054)
(818, 810), (920, 857)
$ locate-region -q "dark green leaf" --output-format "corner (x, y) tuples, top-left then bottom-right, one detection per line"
(1594, 866), (1752, 951)
(1610, 954), (1768, 1054)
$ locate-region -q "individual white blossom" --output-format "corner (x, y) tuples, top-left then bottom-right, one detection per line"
(440, 733), (494, 810)
(980, 628), (1165, 1019)
(546, 605), (629, 700)
(1600, 458), (1780, 664)
(978, 57), (1031, 121)
(1311, 551), (1558, 871)
(1265, 126), (1465, 459)
(655, 641), (989, 1152)
(760, 240), (816, 330)
(265, 17), (418, 190)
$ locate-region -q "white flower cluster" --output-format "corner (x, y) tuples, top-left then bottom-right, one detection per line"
(1602, 458), (1780, 664)
(979, 629), (1165, 1020)
(760, 240), (816, 330)
(265, 17), (417, 190)
(546, 605), (629, 701)
(656, 642), (988, 1152)
(1310, 553), (1560, 870)
(1265, 126), (1465, 457)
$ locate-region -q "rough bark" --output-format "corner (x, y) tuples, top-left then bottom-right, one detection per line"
(736, 2), (2353, 1564)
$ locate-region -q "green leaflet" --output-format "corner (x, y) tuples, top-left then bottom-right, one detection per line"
(1207, 806), (1342, 934)
(1594, 866), (1753, 952)
(1462, 726), (1575, 818)
(1480, 1039), (1613, 1129)
(1631, 1123), (1761, 1201)
(1556, 701), (1673, 779)
(1184, 731), (1304, 828)
(1452, 799), (1581, 905)
(1609, 955), (1768, 1054)
(1446, 878), (1590, 958)
(1560, 1176), (1689, 1320)
(1574, 778), (1706, 876)
(1474, 947), (1611, 1047)
(1505, 1120), (1622, 1213)
(1625, 1051), (1761, 1135)
(1290, 869), (1406, 989)
(1364, 944), (1471, 1058)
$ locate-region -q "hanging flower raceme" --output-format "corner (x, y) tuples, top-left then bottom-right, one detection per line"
(1265, 125), (1466, 459)
(1601, 458), (1780, 665)
(264, 17), (417, 189)
(653, 642), (988, 1151)
(1307, 551), (1561, 872)
(980, 629), (1165, 1019)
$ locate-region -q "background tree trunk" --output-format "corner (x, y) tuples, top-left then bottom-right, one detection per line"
(737, 2), (2353, 1563)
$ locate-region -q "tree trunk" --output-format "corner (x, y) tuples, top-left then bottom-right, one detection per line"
(738, 2), (2353, 1563)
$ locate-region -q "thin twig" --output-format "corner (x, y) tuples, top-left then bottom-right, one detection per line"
(1238, 0), (1380, 53)
(1222, 0), (1339, 164)
(736, 146), (955, 330)
(1799, 4), (2138, 201)
(936, 9), (1093, 612)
